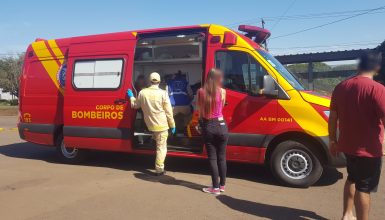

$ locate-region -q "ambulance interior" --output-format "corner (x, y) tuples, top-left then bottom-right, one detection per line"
(132, 33), (205, 152)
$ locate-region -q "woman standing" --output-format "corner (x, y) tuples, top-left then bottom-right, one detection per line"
(197, 68), (229, 195)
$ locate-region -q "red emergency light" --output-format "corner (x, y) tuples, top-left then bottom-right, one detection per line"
(238, 25), (271, 44)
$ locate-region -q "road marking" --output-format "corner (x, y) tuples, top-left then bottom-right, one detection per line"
(0, 128), (18, 132)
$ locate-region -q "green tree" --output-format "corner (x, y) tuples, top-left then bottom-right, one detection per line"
(0, 54), (24, 98)
(286, 62), (333, 73)
(286, 63), (308, 73)
(332, 64), (357, 71)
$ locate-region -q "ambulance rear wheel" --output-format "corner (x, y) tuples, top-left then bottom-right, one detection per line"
(270, 140), (323, 188)
(56, 139), (86, 164)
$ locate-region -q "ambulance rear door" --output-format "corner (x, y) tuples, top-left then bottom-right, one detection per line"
(63, 34), (137, 152)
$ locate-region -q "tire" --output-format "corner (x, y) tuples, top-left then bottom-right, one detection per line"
(270, 140), (323, 188)
(56, 136), (86, 164)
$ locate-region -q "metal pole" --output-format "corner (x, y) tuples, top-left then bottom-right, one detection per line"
(261, 19), (268, 50)
(308, 61), (314, 90)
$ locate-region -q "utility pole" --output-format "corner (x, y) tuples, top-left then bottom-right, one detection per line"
(261, 18), (268, 50)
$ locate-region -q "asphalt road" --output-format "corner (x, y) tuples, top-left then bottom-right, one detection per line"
(0, 116), (384, 220)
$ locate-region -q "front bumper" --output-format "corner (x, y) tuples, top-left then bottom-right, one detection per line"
(328, 152), (346, 168)
(318, 136), (346, 168)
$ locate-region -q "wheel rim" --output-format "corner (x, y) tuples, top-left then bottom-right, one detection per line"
(61, 141), (78, 159)
(280, 149), (313, 180)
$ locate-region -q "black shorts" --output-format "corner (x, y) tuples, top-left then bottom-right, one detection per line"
(345, 154), (382, 193)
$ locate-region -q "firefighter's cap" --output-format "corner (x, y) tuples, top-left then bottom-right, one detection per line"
(149, 72), (161, 83)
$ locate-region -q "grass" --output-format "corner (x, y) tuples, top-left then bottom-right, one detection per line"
(0, 105), (18, 116)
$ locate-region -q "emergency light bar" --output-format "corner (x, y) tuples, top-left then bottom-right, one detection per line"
(238, 25), (271, 45)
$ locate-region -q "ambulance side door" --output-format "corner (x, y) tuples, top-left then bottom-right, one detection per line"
(63, 38), (137, 151)
(214, 49), (278, 147)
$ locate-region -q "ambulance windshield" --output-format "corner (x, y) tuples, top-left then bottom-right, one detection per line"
(257, 49), (304, 91)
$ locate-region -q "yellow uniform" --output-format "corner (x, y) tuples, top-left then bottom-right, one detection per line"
(131, 85), (175, 132)
(130, 84), (175, 173)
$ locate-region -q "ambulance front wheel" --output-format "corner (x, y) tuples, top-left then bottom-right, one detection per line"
(270, 140), (323, 188)
(56, 137), (86, 163)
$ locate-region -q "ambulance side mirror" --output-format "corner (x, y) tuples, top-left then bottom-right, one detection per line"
(262, 75), (278, 97)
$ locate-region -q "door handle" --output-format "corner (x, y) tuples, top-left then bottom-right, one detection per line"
(114, 98), (127, 105)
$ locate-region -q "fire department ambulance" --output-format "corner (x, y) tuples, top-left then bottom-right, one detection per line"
(18, 24), (344, 187)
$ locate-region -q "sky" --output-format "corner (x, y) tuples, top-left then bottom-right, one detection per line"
(0, 0), (384, 56)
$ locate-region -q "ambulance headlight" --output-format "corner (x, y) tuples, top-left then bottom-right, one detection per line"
(323, 110), (330, 118)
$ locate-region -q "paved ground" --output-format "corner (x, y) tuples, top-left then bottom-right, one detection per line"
(0, 106), (18, 116)
(0, 116), (384, 220)
(0, 116), (18, 128)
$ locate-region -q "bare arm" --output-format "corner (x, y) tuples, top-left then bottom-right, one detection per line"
(328, 110), (338, 142)
(221, 88), (226, 107)
(382, 117), (385, 127)
(382, 117), (385, 156)
(328, 110), (339, 156)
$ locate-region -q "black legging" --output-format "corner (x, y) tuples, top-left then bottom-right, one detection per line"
(201, 119), (229, 188)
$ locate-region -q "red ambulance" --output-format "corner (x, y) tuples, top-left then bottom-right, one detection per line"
(18, 24), (344, 187)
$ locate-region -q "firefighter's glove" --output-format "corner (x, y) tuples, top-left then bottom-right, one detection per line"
(127, 89), (134, 98)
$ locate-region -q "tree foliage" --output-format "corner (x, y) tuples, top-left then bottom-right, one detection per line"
(0, 54), (24, 97)
(286, 62), (334, 74)
(286, 62), (357, 95)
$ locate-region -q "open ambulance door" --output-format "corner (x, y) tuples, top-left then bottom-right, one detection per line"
(62, 33), (137, 153)
(132, 29), (207, 153)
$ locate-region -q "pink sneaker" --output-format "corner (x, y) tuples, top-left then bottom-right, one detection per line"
(220, 185), (225, 192)
(202, 187), (220, 195)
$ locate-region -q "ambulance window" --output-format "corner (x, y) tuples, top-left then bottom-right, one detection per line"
(249, 56), (269, 95)
(73, 59), (123, 89)
(215, 51), (268, 95)
(215, 51), (250, 93)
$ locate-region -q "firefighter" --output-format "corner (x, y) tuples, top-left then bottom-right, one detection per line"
(127, 72), (176, 175)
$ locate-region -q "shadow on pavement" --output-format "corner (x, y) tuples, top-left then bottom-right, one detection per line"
(134, 172), (206, 191)
(0, 142), (342, 187)
(216, 195), (328, 220)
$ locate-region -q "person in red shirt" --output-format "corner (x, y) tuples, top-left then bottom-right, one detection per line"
(329, 51), (384, 220)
